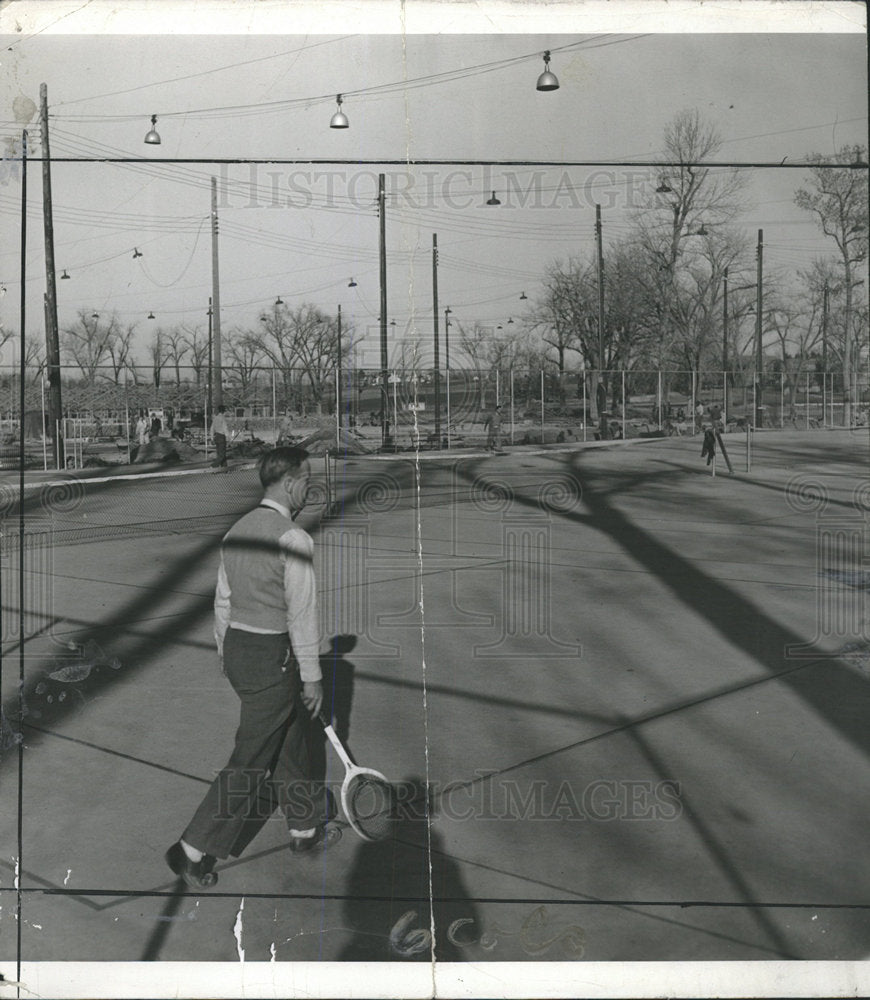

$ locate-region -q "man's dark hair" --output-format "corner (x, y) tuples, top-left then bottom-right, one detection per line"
(258, 446), (309, 488)
(217, 405), (225, 414)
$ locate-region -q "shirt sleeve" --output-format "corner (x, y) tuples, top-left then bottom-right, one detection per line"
(214, 554), (231, 657)
(280, 527), (322, 682)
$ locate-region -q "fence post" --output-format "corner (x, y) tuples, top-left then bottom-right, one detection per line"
(509, 367), (514, 445)
(582, 372), (587, 442)
(746, 423), (751, 472)
(272, 366), (277, 440)
(657, 370), (662, 431)
(124, 381), (131, 464)
(805, 371), (810, 429)
(779, 372), (785, 430)
(41, 374), (47, 470)
(723, 370), (727, 421)
(690, 373), (695, 435)
(621, 370), (626, 440)
(335, 366), (340, 451)
(540, 369), (545, 444)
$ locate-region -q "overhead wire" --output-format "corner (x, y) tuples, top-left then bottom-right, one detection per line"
(50, 35), (649, 124)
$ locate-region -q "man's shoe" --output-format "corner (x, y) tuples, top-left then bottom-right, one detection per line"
(288, 823), (342, 855)
(165, 841), (218, 888)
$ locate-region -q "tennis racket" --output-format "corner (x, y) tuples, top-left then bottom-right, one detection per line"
(318, 711), (395, 841)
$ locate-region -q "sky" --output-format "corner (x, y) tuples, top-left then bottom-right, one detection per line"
(0, 0), (866, 371)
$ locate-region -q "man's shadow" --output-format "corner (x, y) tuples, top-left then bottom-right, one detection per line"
(338, 776), (480, 962)
(227, 634), (357, 857)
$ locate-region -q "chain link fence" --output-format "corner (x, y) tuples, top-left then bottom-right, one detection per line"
(0, 364), (867, 468)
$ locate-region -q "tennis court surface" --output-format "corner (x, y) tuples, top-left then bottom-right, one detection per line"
(1, 428), (869, 967)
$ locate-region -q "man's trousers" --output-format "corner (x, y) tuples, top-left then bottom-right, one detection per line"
(183, 628), (325, 859)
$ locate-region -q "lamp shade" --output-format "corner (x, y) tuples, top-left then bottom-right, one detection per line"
(144, 115), (161, 145)
(330, 95), (349, 129)
(536, 51), (559, 92)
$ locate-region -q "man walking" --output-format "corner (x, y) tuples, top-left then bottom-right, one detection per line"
(484, 405), (503, 452)
(211, 405), (229, 468)
(166, 446), (334, 888)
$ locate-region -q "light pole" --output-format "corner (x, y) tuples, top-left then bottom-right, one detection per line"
(755, 228), (764, 429)
(444, 306), (452, 448)
(432, 234), (441, 448)
(595, 204), (607, 439)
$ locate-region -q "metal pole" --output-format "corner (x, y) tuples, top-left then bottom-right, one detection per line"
(746, 423), (751, 472)
(657, 370), (663, 431)
(444, 306), (451, 448)
(392, 373), (398, 445)
(335, 366), (340, 449)
(621, 369), (626, 440)
(540, 369), (545, 444)
(691, 373), (695, 435)
(510, 366), (514, 444)
(595, 204), (608, 439)
(41, 375), (47, 470)
(336, 303), (342, 444)
(124, 377), (131, 464)
(39, 86), (64, 469)
(754, 228), (763, 428)
(271, 366), (277, 437)
(779, 372), (785, 430)
(495, 368), (500, 407)
(19, 129), (27, 485)
(379, 174), (390, 449)
(805, 371), (810, 429)
(582, 373), (587, 441)
(432, 235), (441, 447)
(210, 177), (224, 410)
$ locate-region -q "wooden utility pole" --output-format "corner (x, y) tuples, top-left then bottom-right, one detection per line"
(210, 176), (223, 410)
(432, 233), (441, 447)
(40, 83), (63, 467)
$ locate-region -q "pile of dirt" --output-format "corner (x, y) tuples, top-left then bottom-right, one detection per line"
(297, 427), (374, 456)
(132, 437), (201, 464)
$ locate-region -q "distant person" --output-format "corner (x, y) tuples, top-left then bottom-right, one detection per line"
(149, 412), (162, 439)
(484, 405), (503, 452)
(277, 412), (293, 446)
(709, 402), (723, 431)
(695, 401), (705, 430)
(211, 405), (228, 468)
(135, 412), (149, 447)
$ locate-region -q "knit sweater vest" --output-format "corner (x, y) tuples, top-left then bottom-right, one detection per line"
(221, 507), (313, 631)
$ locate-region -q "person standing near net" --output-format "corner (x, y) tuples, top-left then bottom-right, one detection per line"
(484, 405), (503, 452)
(166, 446), (336, 888)
(211, 405), (228, 468)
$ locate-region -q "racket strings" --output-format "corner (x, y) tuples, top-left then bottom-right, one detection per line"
(346, 773), (396, 841)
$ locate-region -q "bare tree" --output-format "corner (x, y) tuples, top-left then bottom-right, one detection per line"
(795, 144), (869, 424)
(148, 328), (170, 390)
(181, 324), (209, 385)
(225, 328), (264, 393)
(106, 323), (137, 382)
(163, 326), (190, 385)
(634, 109), (747, 373)
(63, 310), (122, 380)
